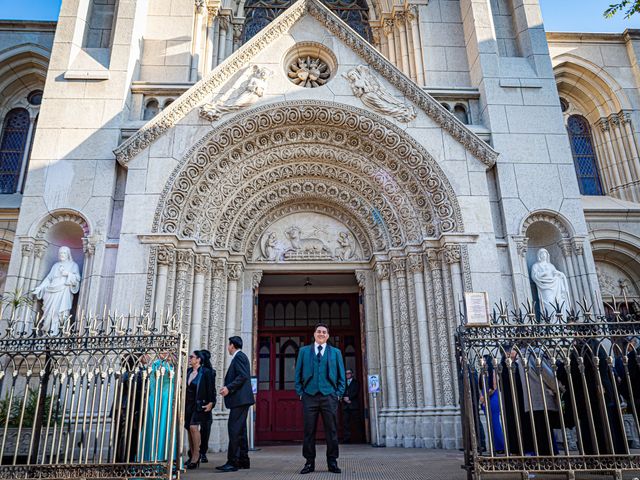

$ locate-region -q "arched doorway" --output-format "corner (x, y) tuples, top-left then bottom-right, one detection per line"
(148, 101), (470, 449)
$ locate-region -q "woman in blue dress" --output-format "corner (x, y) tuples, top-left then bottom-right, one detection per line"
(141, 352), (175, 462)
(480, 354), (505, 453)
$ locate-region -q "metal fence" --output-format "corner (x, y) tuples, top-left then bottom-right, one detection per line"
(457, 299), (640, 480)
(0, 310), (187, 480)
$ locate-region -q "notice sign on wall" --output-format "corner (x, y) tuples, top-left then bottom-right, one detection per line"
(368, 374), (381, 394)
(464, 292), (490, 326)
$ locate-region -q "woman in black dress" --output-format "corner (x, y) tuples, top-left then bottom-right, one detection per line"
(185, 350), (216, 469)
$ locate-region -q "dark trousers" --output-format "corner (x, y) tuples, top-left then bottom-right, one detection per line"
(227, 405), (250, 465)
(200, 416), (212, 455)
(342, 408), (359, 442)
(303, 394), (339, 464)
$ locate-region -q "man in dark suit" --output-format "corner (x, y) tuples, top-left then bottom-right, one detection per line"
(295, 323), (346, 474)
(341, 369), (360, 443)
(216, 336), (255, 472)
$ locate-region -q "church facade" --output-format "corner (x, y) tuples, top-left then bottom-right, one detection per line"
(0, 0), (639, 450)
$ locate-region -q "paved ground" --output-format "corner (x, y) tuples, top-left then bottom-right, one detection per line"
(183, 445), (640, 480)
(185, 444), (467, 479)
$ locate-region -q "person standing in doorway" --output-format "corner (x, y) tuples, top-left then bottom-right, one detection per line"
(295, 323), (346, 474)
(342, 369), (360, 443)
(216, 337), (254, 472)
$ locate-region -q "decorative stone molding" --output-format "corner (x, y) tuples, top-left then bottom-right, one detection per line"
(194, 254), (211, 274)
(251, 271), (263, 289)
(559, 239), (573, 258)
(344, 65), (417, 123)
(113, 0), (497, 168)
(355, 270), (367, 289)
(514, 236), (528, 258)
(572, 238), (585, 256)
(176, 250), (194, 270)
(426, 249), (440, 270)
(157, 245), (175, 265)
(596, 117), (611, 132)
(521, 211), (572, 239)
(199, 65), (272, 122)
(407, 253), (423, 273)
(382, 17), (394, 35)
(82, 237), (97, 256)
(20, 241), (33, 257)
(34, 211), (91, 240)
(287, 56), (330, 88)
(391, 257), (406, 275)
(34, 243), (47, 259)
(155, 102), (463, 255)
(227, 262), (243, 281)
(443, 244), (461, 264)
(213, 258), (227, 278)
(375, 262), (390, 280)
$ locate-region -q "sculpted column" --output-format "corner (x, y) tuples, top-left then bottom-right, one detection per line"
(190, 254), (211, 350)
(427, 249), (453, 406)
(175, 250), (194, 322)
(407, 6), (425, 86)
(391, 258), (416, 448)
(383, 18), (397, 67)
(224, 262), (243, 371)
(154, 246), (174, 318)
(408, 254), (434, 408)
(375, 262), (397, 409)
(394, 13), (412, 78)
(17, 240), (34, 293)
(209, 259), (227, 376)
(559, 240), (580, 305)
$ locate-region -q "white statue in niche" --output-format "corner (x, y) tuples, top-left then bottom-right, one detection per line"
(33, 246), (81, 335)
(260, 231), (279, 261)
(199, 65), (273, 122)
(335, 231), (355, 260)
(343, 65), (417, 123)
(530, 248), (571, 316)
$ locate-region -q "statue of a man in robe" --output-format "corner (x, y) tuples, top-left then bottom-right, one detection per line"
(530, 248), (571, 317)
(33, 246), (81, 334)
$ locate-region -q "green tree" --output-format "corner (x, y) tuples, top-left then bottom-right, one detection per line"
(604, 1), (640, 18)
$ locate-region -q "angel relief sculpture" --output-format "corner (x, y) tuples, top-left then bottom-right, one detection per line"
(343, 65), (417, 123)
(199, 65), (272, 122)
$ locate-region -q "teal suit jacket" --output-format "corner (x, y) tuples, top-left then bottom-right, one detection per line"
(295, 343), (346, 397)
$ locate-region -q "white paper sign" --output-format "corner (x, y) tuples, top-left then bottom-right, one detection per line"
(464, 292), (490, 326)
(368, 374), (381, 393)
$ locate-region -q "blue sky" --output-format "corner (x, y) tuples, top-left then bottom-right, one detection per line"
(0, 0), (638, 32)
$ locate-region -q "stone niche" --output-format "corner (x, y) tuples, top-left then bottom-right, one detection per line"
(253, 213), (363, 262)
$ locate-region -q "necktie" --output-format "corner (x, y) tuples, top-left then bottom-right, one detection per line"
(317, 345), (322, 361)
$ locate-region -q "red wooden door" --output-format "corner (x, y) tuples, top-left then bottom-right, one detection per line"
(255, 294), (363, 444)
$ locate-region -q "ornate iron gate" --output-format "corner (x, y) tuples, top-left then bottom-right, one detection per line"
(457, 300), (640, 480)
(0, 312), (187, 479)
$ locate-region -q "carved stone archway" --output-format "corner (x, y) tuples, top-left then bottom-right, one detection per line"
(146, 101), (471, 450)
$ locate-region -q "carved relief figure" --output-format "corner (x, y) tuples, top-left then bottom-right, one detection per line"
(335, 231), (355, 260)
(530, 248), (571, 315)
(284, 226), (332, 259)
(260, 231), (279, 261)
(344, 65), (417, 123)
(199, 65), (272, 122)
(33, 246), (81, 335)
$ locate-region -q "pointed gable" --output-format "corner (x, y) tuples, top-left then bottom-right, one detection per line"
(114, 0), (498, 167)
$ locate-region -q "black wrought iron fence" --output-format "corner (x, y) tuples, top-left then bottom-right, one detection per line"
(457, 299), (640, 480)
(0, 310), (187, 479)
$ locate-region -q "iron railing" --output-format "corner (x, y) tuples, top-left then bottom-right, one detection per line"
(458, 299), (640, 480)
(0, 310), (187, 479)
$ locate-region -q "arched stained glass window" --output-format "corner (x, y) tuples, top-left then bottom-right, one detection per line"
(242, 0), (372, 43)
(0, 108), (30, 194)
(567, 114), (603, 196)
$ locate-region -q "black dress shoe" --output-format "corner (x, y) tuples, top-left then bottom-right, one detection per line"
(328, 463), (341, 474)
(300, 463), (315, 474)
(200, 453), (208, 463)
(217, 464), (239, 472)
(215, 463), (236, 470)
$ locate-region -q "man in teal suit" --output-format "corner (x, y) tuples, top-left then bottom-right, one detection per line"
(295, 323), (346, 474)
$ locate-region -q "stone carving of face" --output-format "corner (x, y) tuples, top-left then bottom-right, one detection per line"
(58, 247), (71, 262)
(537, 248), (549, 263)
